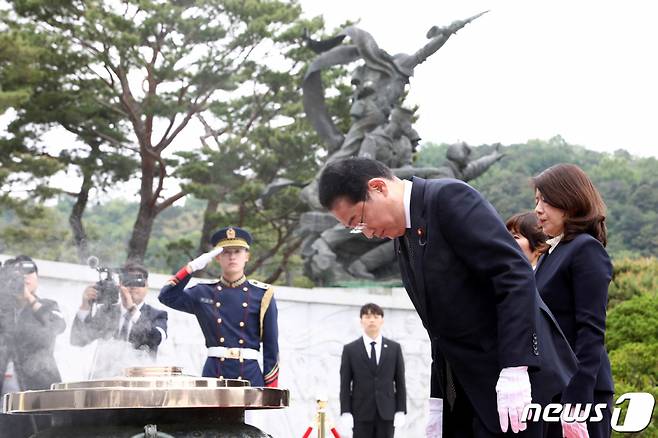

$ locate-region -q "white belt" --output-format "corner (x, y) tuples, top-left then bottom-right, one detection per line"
(207, 346), (260, 360)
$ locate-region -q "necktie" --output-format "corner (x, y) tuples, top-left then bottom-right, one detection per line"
(118, 312), (131, 341)
(403, 234), (416, 274)
(403, 234), (413, 257)
(370, 341), (377, 368)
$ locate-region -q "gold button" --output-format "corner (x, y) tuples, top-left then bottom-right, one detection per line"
(242, 302), (248, 308)
(219, 337), (225, 343)
(243, 287), (248, 292)
(217, 318), (222, 324)
(215, 302), (221, 307)
(238, 339), (244, 345)
(239, 321), (245, 327)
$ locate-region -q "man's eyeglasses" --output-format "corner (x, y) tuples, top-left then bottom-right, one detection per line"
(350, 199), (367, 234)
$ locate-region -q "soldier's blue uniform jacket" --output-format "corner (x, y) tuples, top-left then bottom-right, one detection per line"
(159, 273), (279, 387)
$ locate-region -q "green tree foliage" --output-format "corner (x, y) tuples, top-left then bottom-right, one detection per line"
(2, 0), (309, 263)
(417, 136), (658, 258)
(607, 293), (658, 351)
(173, 16), (352, 283)
(0, 16), (134, 262)
(608, 258), (658, 309)
(0, 204), (73, 260)
(606, 272), (658, 437)
(0, 19), (64, 218)
(0, 16), (42, 112)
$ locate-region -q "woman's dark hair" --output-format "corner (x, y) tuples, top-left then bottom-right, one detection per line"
(318, 158), (393, 209)
(360, 302), (384, 317)
(532, 163), (607, 246)
(505, 212), (549, 254)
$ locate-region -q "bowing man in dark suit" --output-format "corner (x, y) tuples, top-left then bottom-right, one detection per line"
(319, 158), (578, 438)
(533, 164), (614, 438)
(71, 262), (167, 359)
(339, 303), (406, 438)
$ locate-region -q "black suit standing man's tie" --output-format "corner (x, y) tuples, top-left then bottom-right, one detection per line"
(369, 341), (377, 368)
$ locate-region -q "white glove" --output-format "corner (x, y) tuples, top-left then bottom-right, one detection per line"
(495, 366), (531, 433)
(187, 247), (223, 272)
(339, 413), (353, 435)
(561, 407), (590, 438)
(425, 397), (443, 438)
(394, 411), (406, 428)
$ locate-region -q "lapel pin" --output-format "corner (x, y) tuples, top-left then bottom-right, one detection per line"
(417, 227), (427, 246)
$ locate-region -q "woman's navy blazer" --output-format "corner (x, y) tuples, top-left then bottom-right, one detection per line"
(534, 233), (614, 404)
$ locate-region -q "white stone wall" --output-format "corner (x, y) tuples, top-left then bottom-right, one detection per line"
(1, 255), (432, 437)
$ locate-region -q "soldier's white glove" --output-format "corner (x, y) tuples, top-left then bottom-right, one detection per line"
(187, 247), (223, 272)
(496, 366), (531, 433)
(394, 411), (406, 428)
(338, 413), (353, 435)
(426, 398), (443, 438)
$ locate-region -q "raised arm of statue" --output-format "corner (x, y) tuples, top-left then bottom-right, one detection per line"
(397, 11), (489, 73)
(404, 31), (452, 71)
(393, 166), (448, 180)
(461, 145), (505, 181)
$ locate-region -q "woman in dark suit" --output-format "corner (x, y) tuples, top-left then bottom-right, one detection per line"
(533, 164), (613, 438)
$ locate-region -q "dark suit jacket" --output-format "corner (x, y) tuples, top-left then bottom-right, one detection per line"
(397, 177), (577, 433)
(0, 298), (65, 393)
(340, 337), (406, 421)
(534, 233), (614, 403)
(70, 303), (167, 358)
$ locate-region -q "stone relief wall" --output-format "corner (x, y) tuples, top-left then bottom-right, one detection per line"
(2, 256), (432, 437)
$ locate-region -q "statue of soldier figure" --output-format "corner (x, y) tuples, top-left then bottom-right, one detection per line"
(295, 12), (504, 284)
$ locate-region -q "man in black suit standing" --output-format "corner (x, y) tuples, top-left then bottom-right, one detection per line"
(339, 303), (406, 438)
(71, 262), (168, 362)
(319, 158), (578, 438)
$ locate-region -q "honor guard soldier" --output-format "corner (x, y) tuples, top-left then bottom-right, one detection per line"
(159, 227), (279, 387)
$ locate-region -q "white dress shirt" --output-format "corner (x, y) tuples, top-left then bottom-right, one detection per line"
(403, 179), (412, 229)
(546, 233), (564, 254)
(362, 333), (383, 365)
(76, 301), (153, 340)
(118, 301), (146, 335)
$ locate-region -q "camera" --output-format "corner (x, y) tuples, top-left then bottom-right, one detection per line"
(119, 271), (147, 288)
(87, 256), (120, 307)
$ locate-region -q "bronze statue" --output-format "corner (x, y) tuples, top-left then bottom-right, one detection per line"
(358, 107), (419, 168)
(295, 12), (500, 284)
(300, 12), (487, 209)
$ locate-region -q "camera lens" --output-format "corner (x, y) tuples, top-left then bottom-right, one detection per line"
(121, 274), (146, 288)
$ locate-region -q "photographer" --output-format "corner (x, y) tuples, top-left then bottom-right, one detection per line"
(0, 255), (65, 392)
(70, 262), (167, 359)
(0, 255), (66, 437)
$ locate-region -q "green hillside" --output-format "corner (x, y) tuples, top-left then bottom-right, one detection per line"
(417, 136), (658, 259)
